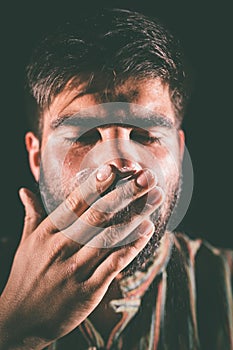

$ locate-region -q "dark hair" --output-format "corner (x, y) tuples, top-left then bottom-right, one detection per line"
(25, 8), (189, 135)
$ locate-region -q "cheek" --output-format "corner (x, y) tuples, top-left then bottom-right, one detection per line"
(41, 139), (94, 187)
(149, 146), (180, 187)
(161, 155), (180, 188)
(62, 144), (94, 182)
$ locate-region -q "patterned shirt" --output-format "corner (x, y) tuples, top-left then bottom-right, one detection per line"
(1, 232), (233, 350)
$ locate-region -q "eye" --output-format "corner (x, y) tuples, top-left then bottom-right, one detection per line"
(65, 128), (101, 145)
(130, 128), (161, 145)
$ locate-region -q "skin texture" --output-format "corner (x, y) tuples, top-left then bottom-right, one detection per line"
(0, 78), (184, 349)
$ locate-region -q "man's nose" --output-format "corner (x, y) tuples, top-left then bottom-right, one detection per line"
(109, 157), (141, 175)
(98, 125), (131, 142)
(97, 126), (141, 174)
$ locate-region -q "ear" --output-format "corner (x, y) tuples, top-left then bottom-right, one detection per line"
(178, 129), (185, 161)
(25, 132), (40, 182)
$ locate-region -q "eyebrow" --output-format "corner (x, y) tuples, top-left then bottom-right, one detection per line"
(50, 113), (174, 130)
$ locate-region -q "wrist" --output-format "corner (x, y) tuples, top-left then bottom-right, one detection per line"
(0, 317), (50, 350)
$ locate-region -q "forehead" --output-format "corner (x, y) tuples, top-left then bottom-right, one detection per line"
(42, 78), (176, 140)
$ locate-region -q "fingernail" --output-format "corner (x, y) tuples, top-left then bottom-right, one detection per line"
(147, 187), (164, 205)
(96, 165), (112, 181)
(136, 169), (156, 188)
(141, 220), (154, 236)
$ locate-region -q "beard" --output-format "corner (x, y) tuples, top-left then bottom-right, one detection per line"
(39, 165), (181, 277)
(122, 181), (180, 276)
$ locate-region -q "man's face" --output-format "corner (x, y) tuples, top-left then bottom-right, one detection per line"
(28, 77), (184, 274)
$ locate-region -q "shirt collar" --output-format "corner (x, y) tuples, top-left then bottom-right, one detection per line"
(116, 231), (174, 299)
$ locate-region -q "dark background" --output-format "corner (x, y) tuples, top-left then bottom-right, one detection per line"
(1, 0), (232, 250)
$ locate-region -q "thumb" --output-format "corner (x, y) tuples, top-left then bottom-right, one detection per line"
(19, 188), (45, 242)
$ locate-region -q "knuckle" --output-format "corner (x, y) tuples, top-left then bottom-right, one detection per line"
(78, 280), (98, 300)
(24, 214), (39, 226)
(104, 226), (121, 246)
(93, 196), (113, 215)
(128, 243), (139, 257)
(65, 194), (79, 212)
(110, 253), (125, 271)
(66, 262), (77, 277)
(35, 225), (47, 242)
(128, 238), (145, 258)
(79, 281), (88, 294)
(49, 237), (65, 261)
(106, 259), (116, 272)
(86, 208), (109, 225)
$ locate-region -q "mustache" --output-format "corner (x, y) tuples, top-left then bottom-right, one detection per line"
(39, 164), (174, 227)
(40, 164), (139, 212)
(39, 166), (96, 213)
(63, 168), (96, 193)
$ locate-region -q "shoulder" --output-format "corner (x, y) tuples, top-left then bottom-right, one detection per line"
(171, 232), (233, 304)
(174, 231), (233, 270)
(172, 233), (233, 348)
(161, 232), (233, 347)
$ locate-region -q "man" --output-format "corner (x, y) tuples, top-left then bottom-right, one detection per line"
(0, 8), (232, 350)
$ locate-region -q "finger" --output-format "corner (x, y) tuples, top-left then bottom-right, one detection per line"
(60, 185), (162, 264)
(87, 188), (162, 248)
(66, 214), (156, 279)
(19, 188), (45, 242)
(66, 245), (110, 281)
(90, 168), (157, 218)
(40, 165), (116, 234)
(66, 216), (148, 273)
(88, 220), (154, 289)
(61, 169), (157, 239)
(62, 185), (163, 246)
